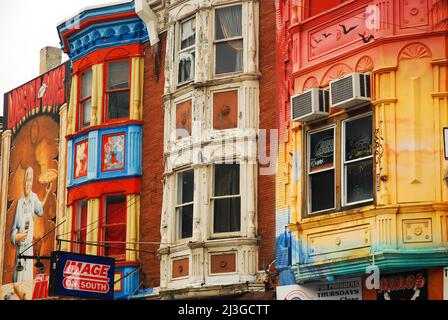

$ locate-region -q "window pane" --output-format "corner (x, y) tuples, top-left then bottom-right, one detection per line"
(81, 99), (91, 128)
(181, 18), (196, 49)
(213, 90), (238, 130)
(108, 91), (130, 119)
(105, 195), (126, 225)
(310, 170), (334, 213)
(216, 5), (242, 40)
(346, 159), (373, 204)
(81, 69), (92, 99)
(310, 129), (334, 171)
(345, 116), (373, 161)
(105, 225), (126, 258)
(178, 52), (195, 83)
(104, 195), (126, 259)
(177, 170), (194, 205)
(216, 40), (243, 74)
(214, 164), (240, 196)
(108, 61), (129, 90)
(179, 204), (193, 239)
(214, 198), (241, 233)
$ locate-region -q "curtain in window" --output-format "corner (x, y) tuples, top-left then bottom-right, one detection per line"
(214, 164), (240, 196)
(181, 19), (195, 49)
(178, 52), (195, 83)
(216, 6), (243, 71)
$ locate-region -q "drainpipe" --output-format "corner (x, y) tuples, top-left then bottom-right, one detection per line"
(135, 0), (160, 46)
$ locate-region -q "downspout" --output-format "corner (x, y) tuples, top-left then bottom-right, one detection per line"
(135, 0), (160, 46)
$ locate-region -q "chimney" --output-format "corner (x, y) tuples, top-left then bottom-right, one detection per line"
(39, 46), (62, 74)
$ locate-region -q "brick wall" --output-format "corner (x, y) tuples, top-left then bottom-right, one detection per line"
(258, 0), (277, 271)
(140, 33), (166, 289)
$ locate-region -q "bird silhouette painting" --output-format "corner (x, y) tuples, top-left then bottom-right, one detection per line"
(339, 24), (358, 35)
(359, 33), (375, 44)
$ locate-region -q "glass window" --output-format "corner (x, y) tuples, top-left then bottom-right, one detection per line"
(102, 195), (127, 260)
(176, 170), (194, 239)
(106, 61), (130, 121)
(72, 200), (88, 254)
(213, 164), (241, 233)
(213, 90), (238, 130)
(78, 69), (92, 130)
(215, 5), (243, 75)
(178, 17), (196, 84)
(308, 128), (335, 213)
(343, 115), (373, 205)
(176, 100), (192, 140)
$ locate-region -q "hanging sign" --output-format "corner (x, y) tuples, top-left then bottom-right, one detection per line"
(49, 251), (115, 300)
(277, 278), (362, 300)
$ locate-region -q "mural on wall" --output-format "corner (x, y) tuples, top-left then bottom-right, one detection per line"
(102, 133), (125, 172)
(74, 140), (88, 179)
(1, 62), (70, 287)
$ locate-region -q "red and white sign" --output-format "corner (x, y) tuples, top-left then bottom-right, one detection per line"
(62, 260), (111, 294)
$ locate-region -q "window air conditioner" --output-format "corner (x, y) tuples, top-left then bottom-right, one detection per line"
(329, 73), (371, 109)
(291, 88), (329, 122)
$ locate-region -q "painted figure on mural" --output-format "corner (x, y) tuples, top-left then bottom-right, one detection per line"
(103, 134), (125, 171)
(10, 167), (52, 283)
(75, 141), (88, 178)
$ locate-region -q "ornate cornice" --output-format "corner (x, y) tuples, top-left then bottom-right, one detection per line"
(57, 1), (150, 63)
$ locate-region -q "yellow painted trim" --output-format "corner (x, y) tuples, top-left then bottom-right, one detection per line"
(94, 63), (104, 125)
(130, 57), (144, 121)
(67, 74), (78, 135)
(126, 194), (140, 262)
(62, 205), (73, 253)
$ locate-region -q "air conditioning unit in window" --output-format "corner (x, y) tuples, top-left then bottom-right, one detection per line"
(291, 88), (329, 122)
(329, 73), (371, 109)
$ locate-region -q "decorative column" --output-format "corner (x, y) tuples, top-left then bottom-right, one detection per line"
(290, 124), (302, 225)
(246, 0), (258, 74)
(91, 63), (104, 126)
(126, 194), (140, 262)
(86, 198), (100, 256)
(0, 130), (12, 284)
(372, 66), (398, 206)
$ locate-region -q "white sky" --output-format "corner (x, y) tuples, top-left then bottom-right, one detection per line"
(0, 0), (113, 116)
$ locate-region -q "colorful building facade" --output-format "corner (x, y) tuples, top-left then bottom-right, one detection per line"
(158, 0), (276, 299)
(56, 0), (161, 299)
(276, 0), (448, 299)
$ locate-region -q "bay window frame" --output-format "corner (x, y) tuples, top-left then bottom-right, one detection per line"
(175, 169), (195, 241)
(341, 113), (374, 207)
(303, 108), (374, 217)
(71, 199), (88, 254)
(210, 163), (242, 238)
(177, 15), (197, 86)
(77, 68), (93, 131)
(99, 194), (127, 261)
(104, 59), (131, 123)
(307, 125), (336, 215)
(213, 3), (244, 77)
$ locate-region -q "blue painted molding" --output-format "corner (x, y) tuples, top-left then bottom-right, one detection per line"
(56, 0), (150, 62)
(57, 1), (136, 35)
(66, 19), (148, 62)
(291, 249), (448, 283)
(67, 124), (142, 189)
(114, 265), (139, 300)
